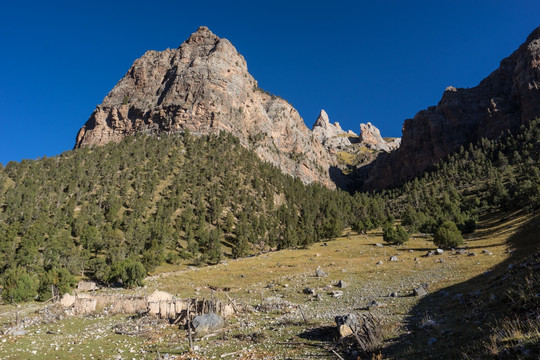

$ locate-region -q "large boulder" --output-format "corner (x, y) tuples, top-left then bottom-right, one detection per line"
(191, 312), (224, 334)
(335, 313), (360, 337)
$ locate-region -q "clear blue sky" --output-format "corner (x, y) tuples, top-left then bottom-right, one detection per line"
(1, 0), (539, 165)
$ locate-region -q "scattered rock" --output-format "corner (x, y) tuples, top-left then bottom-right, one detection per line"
(457, 249), (467, 255)
(336, 280), (347, 288)
(468, 252), (477, 257)
(376, 261), (383, 265)
(390, 256), (398, 262)
(435, 249), (444, 255)
(322, 285), (333, 292)
(191, 313), (224, 334)
(366, 300), (386, 309)
(424, 251), (434, 257)
(315, 268), (327, 278)
(316, 294), (323, 301)
(375, 243), (384, 247)
(389, 292), (398, 298)
(303, 287), (316, 296)
(413, 284), (429, 297)
(419, 319), (438, 329)
(428, 337), (438, 346)
(331, 291), (344, 298)
(4, 327), (28, 336)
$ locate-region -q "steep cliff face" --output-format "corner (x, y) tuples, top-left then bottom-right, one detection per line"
(75, 27), (336, 187)
(363, 26), (540, 191)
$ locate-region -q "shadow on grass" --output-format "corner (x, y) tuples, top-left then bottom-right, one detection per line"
(384, 212), (540, 359)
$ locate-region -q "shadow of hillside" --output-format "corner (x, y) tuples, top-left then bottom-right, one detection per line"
(384, 212), (540, 359)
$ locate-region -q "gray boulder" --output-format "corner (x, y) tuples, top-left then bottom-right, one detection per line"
(315, 268), (327, 277)
(191, 313), (224, 334)
(413, 284), (429, 297)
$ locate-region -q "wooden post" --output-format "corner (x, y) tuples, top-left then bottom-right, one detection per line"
(298, 305), (308, 324)
(187, 302), (193, 351)
(225, 293), (239, 314)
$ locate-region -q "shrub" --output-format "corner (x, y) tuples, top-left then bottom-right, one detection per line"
(1, 267), (38, 303)
(433, 221), (463, 249)
(37, 268), (76, 301)
(383, 223), (409, 245)
(107, 259), (146, 288)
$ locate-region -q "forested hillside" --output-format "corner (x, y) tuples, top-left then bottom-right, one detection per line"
(388, 118), (540, 234)
(0, 131), (389, 300)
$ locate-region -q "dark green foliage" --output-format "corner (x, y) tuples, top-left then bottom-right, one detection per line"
(107, 259), (146, 288)
(433, 221), (463, 249)
(37, 268), (75, 301)
(382, 223), (409, 245)
(1, 267), (38, 303)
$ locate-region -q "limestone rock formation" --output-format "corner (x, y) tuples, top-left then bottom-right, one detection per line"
(358, 122), (394, 152)
(75, 26), (336, 187)
(312, 109), (351, 150)
(363, 26), (540, 190)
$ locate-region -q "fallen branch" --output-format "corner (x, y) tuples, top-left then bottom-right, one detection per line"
(331, 349), (345, 360)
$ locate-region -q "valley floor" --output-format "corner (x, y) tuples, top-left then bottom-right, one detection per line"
(0, 211), (538, 359)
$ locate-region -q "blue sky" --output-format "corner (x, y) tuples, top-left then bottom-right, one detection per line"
(1, 0), (539, 165)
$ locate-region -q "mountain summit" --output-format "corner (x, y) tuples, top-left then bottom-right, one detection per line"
(74, 27), (397, 189)
(75, 26), (339, 187)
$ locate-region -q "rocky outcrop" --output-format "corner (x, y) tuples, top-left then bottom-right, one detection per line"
(359, 122), (394, 152)
(363, 26), (540, 191)
(312, 109), (351, 150)
(75, 26), (336, 187)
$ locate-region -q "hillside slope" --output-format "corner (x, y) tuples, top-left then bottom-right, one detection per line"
(0, 132), (388, 288)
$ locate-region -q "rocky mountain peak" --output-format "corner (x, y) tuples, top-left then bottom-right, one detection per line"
(312, 110), (351, 150)
(74, 27), (337, 187)
(185, 26), (219, 45)
(313, 109), (330, 128)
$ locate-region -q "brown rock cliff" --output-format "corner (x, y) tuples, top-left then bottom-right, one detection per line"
(363, 26), (540, 191)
